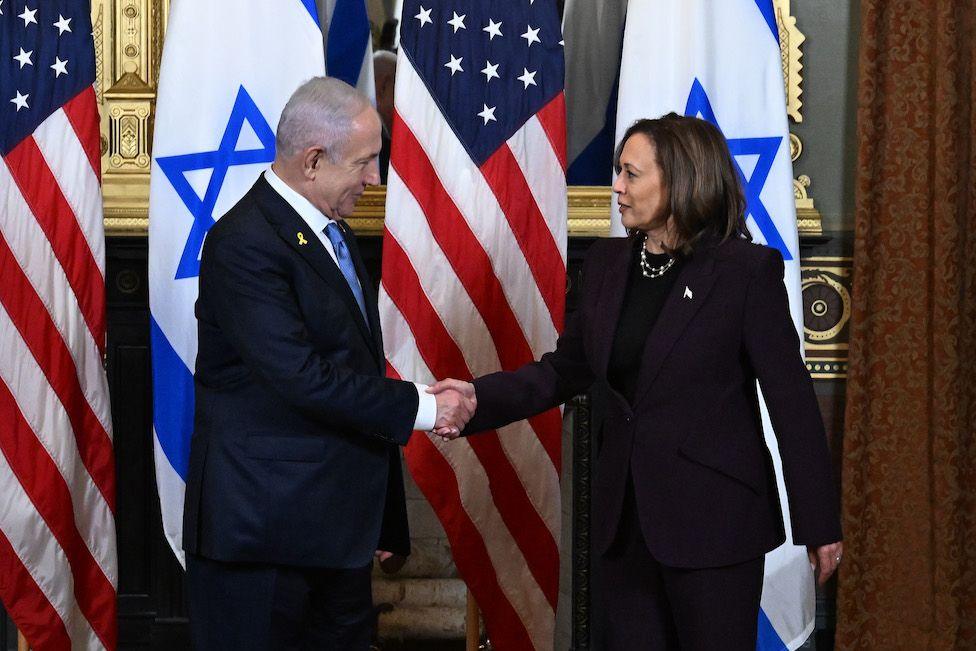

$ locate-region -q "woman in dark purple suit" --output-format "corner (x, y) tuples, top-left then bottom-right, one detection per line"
(431, 113), (843, 650)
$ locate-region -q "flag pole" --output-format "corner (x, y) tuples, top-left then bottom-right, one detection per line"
(17, 630), (29, 651)
(465, 589), (480, 651)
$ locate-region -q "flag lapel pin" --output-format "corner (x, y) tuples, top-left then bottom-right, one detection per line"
(683, 286), (693, 300)
(297, 232), (308, 246)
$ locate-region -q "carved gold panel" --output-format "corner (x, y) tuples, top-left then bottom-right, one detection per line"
(96, 1), (822, 239)
(801, 257), (853, 379)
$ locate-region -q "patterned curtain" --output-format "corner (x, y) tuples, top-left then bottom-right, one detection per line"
(837, 1), (975, 649)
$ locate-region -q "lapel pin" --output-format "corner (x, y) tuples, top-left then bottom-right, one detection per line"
(297, 232), (308, 246)
(683, 286), (693, 300)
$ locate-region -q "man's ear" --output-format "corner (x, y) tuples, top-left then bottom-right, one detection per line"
(302, 146), (325, 179)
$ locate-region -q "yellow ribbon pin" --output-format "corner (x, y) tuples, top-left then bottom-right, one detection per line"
(297, 232), (308, 246)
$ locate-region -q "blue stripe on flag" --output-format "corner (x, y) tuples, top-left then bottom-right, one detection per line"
(327, 0), (370, 87)
(757, 608), (790, 651)
(300, 0), (320, 24)
(150, 317), (194, 481)
(753, 0), (779, 42)
(567, 75), (619, 186)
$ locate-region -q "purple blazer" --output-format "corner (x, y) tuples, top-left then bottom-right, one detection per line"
(465, 236), (842, 568)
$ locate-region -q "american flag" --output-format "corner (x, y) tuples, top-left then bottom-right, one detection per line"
(0, 1), (117, 649)
(380, 1), (566, 648)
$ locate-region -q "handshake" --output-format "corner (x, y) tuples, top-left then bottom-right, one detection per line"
(426, 379), (477, 441)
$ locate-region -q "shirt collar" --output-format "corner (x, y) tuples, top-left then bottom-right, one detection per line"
(264, 167), (334, 235)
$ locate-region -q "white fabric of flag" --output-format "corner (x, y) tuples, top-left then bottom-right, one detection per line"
(148, 0), (325, 566)
(615, 2), (814, 649)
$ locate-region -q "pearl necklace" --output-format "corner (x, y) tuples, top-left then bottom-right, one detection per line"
(639, 237), (675, 278)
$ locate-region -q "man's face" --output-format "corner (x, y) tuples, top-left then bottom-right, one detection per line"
(307, 107), (382, 219)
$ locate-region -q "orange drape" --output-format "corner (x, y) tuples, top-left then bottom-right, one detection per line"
(838, 1), (976, 649)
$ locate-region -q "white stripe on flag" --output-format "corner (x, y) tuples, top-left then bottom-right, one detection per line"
(0, 305), (117, 586)
(506, 116), (569, 262)
(0, 162), (113, 437)
(0, 432), (103, 650)
(33, 110), (106, 275)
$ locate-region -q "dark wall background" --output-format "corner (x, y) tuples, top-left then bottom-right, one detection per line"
(792, 0), (860, 233)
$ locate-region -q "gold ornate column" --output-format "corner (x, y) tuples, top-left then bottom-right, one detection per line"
(774, 0), (823, 236)
(93, 0), (167, 235)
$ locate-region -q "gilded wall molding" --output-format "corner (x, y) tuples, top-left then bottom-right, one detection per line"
(97, 2), (823, 240)
(801, 257), (853, 378)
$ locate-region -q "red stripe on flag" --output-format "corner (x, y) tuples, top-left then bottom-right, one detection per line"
(62, 87), (103, 181)
(0, 233), (116, 513)
(480, 144), (565, 332)
(390, 113), (561, 469)
(3, 137), (106, 351)
(382, 233), (559, 609)
(386, 365), (537, 651)
(0, 379), (117, 650)
(536, 93), (568, 172)
(0, 530), (72, 651)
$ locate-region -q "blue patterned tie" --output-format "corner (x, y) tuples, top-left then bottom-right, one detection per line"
(324, 222), (369, 327)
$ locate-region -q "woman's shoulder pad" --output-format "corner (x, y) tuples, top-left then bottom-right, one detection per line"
(712, 238), (782, 267)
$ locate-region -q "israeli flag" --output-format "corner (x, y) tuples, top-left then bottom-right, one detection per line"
(148, 0), (326, 566)
(615, 2), (814, 649)
(321, 0), (375, 102)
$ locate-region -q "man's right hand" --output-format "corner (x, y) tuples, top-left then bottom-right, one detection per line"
(428, 379), (477, 440)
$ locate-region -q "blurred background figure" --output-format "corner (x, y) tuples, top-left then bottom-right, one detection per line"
(373, 49), (397, 183)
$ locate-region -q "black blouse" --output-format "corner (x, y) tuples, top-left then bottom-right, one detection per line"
(607, 241), (683, 405)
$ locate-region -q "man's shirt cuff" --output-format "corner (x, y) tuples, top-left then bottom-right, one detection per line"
(413, 383), (437, 431)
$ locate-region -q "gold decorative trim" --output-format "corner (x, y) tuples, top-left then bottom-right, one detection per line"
(806, 359), (848, 379)
(801, 257), (854, 379)
(774, 0), (805, 123)
(106, 186), (617, 237)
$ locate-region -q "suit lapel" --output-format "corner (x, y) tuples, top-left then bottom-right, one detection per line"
(252, 177), (375, 353)
(630, 247), (717, 408)
(593, 239), (634, 380)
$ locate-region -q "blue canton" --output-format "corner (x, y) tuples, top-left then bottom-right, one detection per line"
(1, 0), (96, 155)
(155, 86), (276, 280)
(399, 0), (564, 165)
(685, 79), (792, 261)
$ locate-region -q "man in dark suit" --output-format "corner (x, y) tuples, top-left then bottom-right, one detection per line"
(183, 76), (473, 650)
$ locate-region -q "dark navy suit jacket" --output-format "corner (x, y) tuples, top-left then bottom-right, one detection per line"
(466, 236), (842, 568)
(183, 175), (417, 569)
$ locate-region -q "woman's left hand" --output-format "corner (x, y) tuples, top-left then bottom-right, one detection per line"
(808, 541), (844, 585)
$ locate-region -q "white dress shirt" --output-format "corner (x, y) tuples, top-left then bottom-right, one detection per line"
(263, 168), (437, 431)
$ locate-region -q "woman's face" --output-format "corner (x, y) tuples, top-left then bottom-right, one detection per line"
(612, 134), (670, 233)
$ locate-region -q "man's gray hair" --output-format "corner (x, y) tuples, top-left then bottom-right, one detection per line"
(275, 76), (373, 162)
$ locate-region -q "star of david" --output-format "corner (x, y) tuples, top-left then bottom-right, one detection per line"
(684, 79), (792, 260)
(156, 86), (276, 279)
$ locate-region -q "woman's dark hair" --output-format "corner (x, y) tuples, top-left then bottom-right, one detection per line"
(614, 112), (751, 255)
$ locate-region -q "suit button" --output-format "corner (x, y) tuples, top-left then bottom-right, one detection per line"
(625, 416), (632, 423)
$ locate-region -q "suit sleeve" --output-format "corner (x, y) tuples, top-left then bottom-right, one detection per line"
(742, 249), (842, 546)
(465, 247), (601, 434)
(200, 229), (418, 445)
